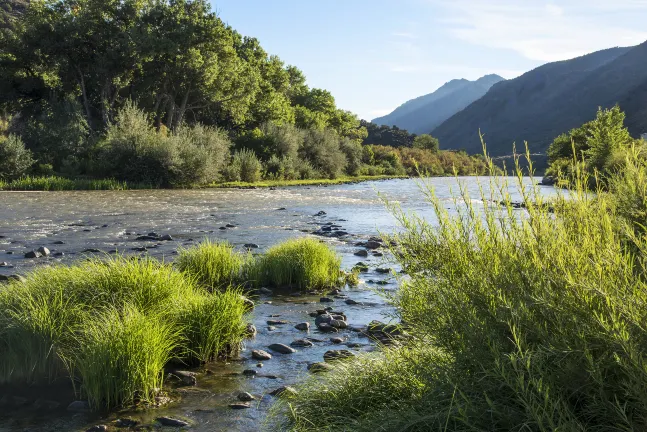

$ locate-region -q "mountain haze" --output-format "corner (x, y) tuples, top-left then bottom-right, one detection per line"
(372, 74), (505, 134)
(432, 44), (647, 156)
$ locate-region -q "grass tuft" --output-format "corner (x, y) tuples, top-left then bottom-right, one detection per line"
(254, 238), (342, 291)
(0, 176), (131, 191)
(176, 240), (249, 290)
(0, 255), (248, 409)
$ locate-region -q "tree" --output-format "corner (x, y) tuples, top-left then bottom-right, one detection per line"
(0, 134), (33, 180)
(413, 134), (439, 152)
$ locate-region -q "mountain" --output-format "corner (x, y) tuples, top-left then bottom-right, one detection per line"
(432, 43), (647, 156)
(372, 74), (505, 134)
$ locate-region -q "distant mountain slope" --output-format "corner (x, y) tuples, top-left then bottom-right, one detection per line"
(432, 44), (647, 156)
(372, 74), (505, 134)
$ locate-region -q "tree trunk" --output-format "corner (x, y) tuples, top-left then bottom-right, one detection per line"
(173, 84), (191, 131)
(166, 95), (176, 130)
(76, 66), (93, 129)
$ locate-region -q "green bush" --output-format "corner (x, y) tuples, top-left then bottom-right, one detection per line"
(299, 128), (347, 179)
(99, 102), (231, 187)
(0, 134), (33, 181)
(176, 240), (248, 290)
(224, 148), (262, 182)
(280, 151), (647, 431)
(254, 237), (342, 291)
(0, 176), (128, 191)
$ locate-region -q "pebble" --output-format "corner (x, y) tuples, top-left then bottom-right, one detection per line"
(295, 322), (310, 331)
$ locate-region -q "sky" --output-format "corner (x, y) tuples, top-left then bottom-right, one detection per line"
(211, 0), (647, 121)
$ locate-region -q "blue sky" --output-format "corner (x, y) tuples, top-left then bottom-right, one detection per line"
(211, 0), (647, 121)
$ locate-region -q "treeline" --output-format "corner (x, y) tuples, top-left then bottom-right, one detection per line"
(0, 0), (485, 187)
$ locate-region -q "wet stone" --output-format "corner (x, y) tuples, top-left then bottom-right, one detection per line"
(290, 339), (314, 347)
(85, 426), (108, 432)
(295, 322), (310, 331)
(269, 386), (298, 397)
(251, 349), (272, 361)
(243, 369), (258, 376)
(267, 320), (289, 325)
(267, 326), (277, 331)
(238, 392), (255, 402)
(24, 250), (42, 259)
(324, 350), (356, 362)
(229, 402), (251, 409)
(354, 249), (369, 257)
(268, 343), (296, 354)
(308, 362), (334, 373)
(330, 337), (344, 344)
(320, 297), (334, 303)
(115, 418), (139, 428)
(157, 417), (189, 427)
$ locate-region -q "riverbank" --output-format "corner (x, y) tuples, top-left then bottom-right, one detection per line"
(0, 175), (409, 191)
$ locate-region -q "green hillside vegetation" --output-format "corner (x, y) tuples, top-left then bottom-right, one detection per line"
(0, 0), (486, 189)
(273, 138), (647, 431)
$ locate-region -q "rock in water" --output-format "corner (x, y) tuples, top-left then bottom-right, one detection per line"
(36, 246), (50, 257)
(251, 349), (272, 360)
(238, 392), (255, 402)
(268, 343), (296, 354)
(308, 362), (333, 373)
(229, 402), (251, 409)
(172, 370), (197, 386)
(290, 339), (314, 347)
(295, 322), (310, 331)
(85, 426), (108, 432)
(269, 386), (298, 397)
(156, 417), (189, 427)
(244, 243), (260, 249)
(324, 350), (356, 362)
(365, 241), (381, 250)
(245, 324), (257, 338)
(24, 251), (42, 259)
(67, 400), (90, 412)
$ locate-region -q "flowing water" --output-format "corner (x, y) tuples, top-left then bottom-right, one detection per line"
(0, 177), (557, 432)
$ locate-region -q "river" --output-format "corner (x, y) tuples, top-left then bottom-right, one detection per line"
(0, 177), (556, 432)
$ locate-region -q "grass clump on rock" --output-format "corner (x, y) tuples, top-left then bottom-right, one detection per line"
(176, 240), (249, 290)
(254, 237), (342, 291)
(0, 255), (248, 410)
(276, 151), (647, 431)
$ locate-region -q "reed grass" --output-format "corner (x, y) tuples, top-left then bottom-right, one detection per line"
(0, 256), (248, 409)
(254, 237), (342, 291)
(172, 289), (248, 364)
(276, 148), (647, 431)
(176, 240), (249, 290)
(76, 306), (179, 409)
(0, 176), (130, 191)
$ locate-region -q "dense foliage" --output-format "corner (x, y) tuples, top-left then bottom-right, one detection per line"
(545, 106), (644, 186)
(0, 0), (485, 186)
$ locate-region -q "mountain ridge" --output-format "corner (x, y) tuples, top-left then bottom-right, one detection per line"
(372, 74), (505, 134)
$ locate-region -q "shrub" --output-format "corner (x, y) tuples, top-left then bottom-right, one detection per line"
(254, 237), (342, 291)
(280, 150), (647, 431)
(300, 128), (347, 179)
(176, 240), (248, 290)
(225, 148), (262, 183)
(0, 134), (33, 181)
(264, 155), (297, 180)
(99, 102), (230, 187)
(412, 134), (439, 152)
(339, 138), (363, 176)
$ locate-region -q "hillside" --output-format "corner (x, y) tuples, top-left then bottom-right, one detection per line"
(372, 74), (504, 134)
(432, 44), (647, 156)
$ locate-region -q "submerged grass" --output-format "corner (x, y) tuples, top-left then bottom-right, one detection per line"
(176, 240), (249, 290)
(277, 148), (647, 431)
(0, 255), (248, 409)
(253, 237), (342, 291)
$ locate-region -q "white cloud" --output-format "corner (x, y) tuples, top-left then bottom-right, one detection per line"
(432, 0), (647, 62)
(392, 31), (418, 39)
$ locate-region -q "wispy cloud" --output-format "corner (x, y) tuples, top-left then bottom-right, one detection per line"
(392, 31), (418, 39)
(432, 0), (647, 62)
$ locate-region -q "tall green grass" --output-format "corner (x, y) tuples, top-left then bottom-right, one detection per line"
(176, 240), (249, 290)
(0, 256), (248, 409)
(0, 176), (130, 191)
(277, 150), (647, 431)
(253, 237), (342, 291)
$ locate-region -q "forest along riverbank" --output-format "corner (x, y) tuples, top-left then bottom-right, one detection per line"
(0, 178), (556, 432)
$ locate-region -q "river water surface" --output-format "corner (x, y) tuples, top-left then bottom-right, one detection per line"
(0, 177), (556, 432)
